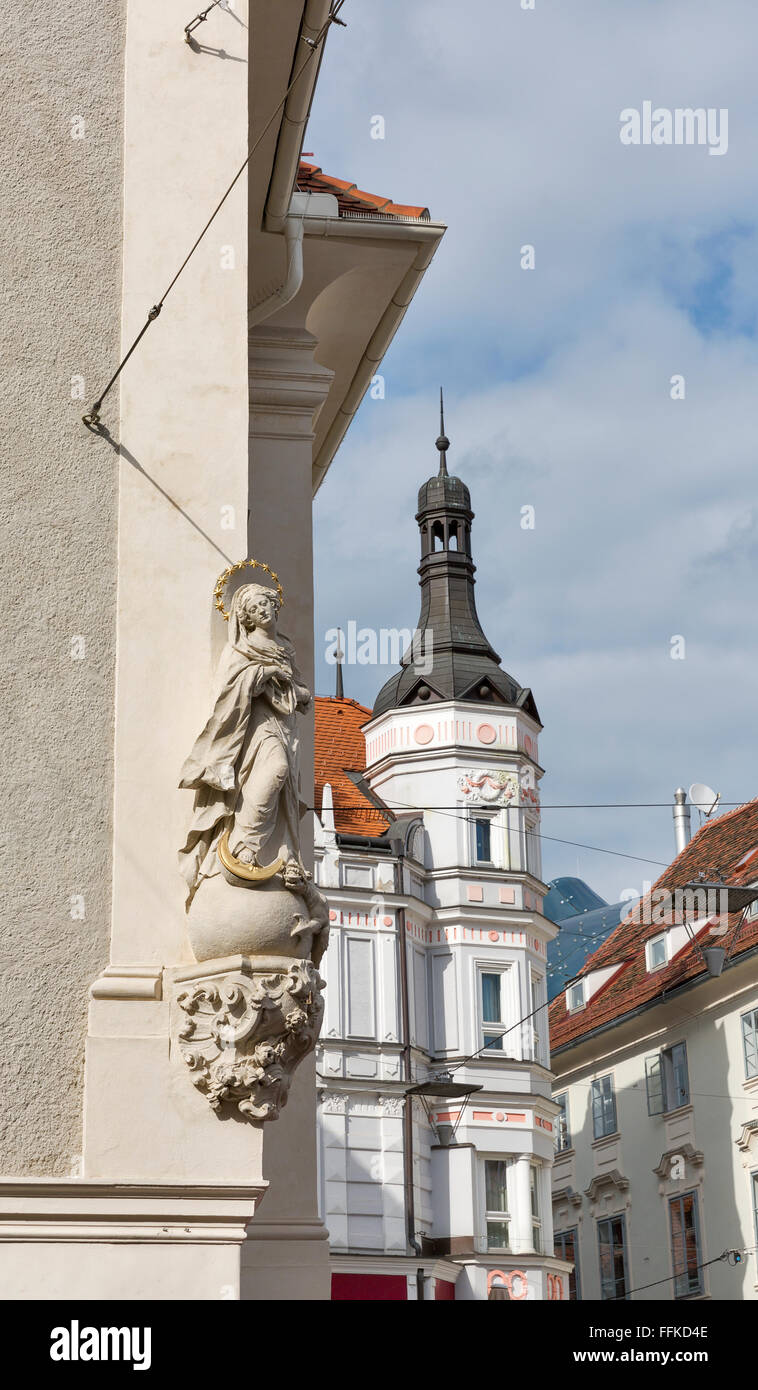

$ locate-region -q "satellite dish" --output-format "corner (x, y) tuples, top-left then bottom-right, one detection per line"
(688, 783), (721, 817)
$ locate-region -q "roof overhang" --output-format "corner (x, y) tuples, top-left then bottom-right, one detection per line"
(303, 215), (445, 492)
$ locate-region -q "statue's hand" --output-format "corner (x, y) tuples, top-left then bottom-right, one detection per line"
(262, 665), (287, 683)
(295, 684), (312, 709)
(208, 763), (235, 792)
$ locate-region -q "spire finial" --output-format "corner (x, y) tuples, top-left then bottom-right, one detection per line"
(436, 386), (450, 476)
(335, 627), (344, 699)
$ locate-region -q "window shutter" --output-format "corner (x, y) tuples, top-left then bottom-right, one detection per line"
(645, 1053), (665, 1115)
(591, 1080), (602, 1137)
(671, 1042), (689, 1107)
(743, 1011), (758, 1080)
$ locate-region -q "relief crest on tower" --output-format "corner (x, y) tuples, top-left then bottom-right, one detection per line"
(457, 770), (519, 803)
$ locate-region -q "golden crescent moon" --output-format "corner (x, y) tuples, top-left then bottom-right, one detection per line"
(217, 830), (284, 882)
(213, 557), (284, 622)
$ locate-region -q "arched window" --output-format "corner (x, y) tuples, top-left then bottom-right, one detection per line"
(431, 520), (444, 551)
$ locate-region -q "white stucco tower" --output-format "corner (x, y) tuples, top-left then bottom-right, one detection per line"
(331, 403), (569, 1300)
(367, 398), (548, 982)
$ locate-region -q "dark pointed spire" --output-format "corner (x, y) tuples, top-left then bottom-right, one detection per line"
(371, 393), (541, 723)
(436, 386), (449, 476)
(335, 627), (344, 699)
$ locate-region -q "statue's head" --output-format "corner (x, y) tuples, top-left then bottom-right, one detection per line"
(233, 583), (281, 636)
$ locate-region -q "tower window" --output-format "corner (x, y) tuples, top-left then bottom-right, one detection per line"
(448, 522), (459, 550)
(475, 817), (492, 863)
(479, 968), (511, 1052)
(431, 520), (444, 551)
(484, 1158), (513, 1250)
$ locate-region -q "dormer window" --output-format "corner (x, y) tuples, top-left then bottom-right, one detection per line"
(566, 961), (625, 1014)
(646, 932), (668, 972)
(567, 980), (585, 1012)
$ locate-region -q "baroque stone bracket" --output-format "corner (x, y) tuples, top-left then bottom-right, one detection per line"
(653, 1142), (704, 1180)
(171, 956), (324, 1123)
(584, 1169), (630, 1216)
(736, 1117), (758, 1156)
(551, 1183), (583, 1210)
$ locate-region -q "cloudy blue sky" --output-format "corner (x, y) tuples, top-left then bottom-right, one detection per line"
(308, 0), (758, 902)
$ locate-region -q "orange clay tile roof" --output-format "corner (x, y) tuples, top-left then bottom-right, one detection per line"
(550, 797), (758, 1053)
(297, 160), (430, 220)
(314, 696), (393, 837)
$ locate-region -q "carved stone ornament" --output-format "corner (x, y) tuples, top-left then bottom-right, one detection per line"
(176, 959), (325, 1122)
(319, 1092), (349, 1115)
(378, 1095), (405, 1118)
(457, 770), (519, 804)
(177, 575), (330, 967)
(174, 572), (330, 1120)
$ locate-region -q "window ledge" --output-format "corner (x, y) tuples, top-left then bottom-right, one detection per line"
(662, 1102), (694, 1121)
(742, 1075), (758, 1095)
(591, 1131), (621, 1150)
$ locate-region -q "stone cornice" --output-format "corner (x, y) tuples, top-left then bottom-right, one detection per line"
(584, 1169), (630, 1203)
(0, 1179), (266, 1244)
(552, 1183), (583, 1210)
(735, 1117), (758, 1154)
(653, 1142), (704, 1179)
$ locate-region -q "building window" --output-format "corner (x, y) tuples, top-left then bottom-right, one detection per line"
(474, 815), (492, 864)
(597, 1215), (628, 1300)
(343, 863), (373, 889)
(669, 1192), (703, 1297)
(530, 1164), (543, 1253)
(742, 1009), (758, 1080)
(591, 1074), (617, 1139)
(480, 970), (507, 1053)
(530, 970), (547, 1063)
(554, 1228), (581, 1299)
(646, 932), (668, 971)
(555, 1094), (571, 1152)
(484, 1159), (512, 1250)
(524, 817), (539, 877)
(645, 1042), (690, 1115)
(567, 979), (585, 1012)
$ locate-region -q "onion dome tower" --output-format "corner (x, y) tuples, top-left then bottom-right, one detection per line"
(373, 392), (539, 720)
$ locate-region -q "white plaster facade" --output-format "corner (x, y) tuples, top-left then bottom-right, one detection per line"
(550, 806), (758, 1302)
(1, 0), (444, 1300)
(551, 954), (758, 1301)
(314, 697), (571, 1300)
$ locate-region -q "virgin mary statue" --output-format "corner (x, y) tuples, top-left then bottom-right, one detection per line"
(178, 582), (311, 909)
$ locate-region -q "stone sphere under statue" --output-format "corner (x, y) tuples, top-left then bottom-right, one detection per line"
(186, 871), (325, 965)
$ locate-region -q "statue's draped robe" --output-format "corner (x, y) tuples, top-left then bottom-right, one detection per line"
(178, 618), (305, 908)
